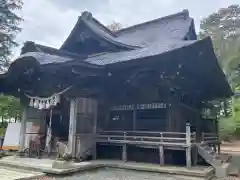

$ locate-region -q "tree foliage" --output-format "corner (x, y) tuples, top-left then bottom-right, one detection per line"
(0, 0), (23, 125)
(107, 21), (122, 32)
(0, 0), (23, 72)
(199, 5), (240, 139)
(199, 4), (240, 70)
(0, 94), (21, 121)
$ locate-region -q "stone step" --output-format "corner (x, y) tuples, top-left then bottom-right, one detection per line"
(0, 166), (44, 180)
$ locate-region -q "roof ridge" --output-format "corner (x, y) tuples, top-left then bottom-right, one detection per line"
(80, 12), (139, 49)
(61, 11), (135, 50)
(116, 9), (190, 35)
(81, 11), (117, 37)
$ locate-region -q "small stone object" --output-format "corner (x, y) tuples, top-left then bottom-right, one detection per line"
(56, 141), (68, 160)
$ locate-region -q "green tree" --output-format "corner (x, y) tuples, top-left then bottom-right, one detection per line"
(199, 5), (240, 139)
(0, 0), (23, 72)
(199, 4), (240, 69)
(0, 94), (21, 121)
(0, 0), (23, 128)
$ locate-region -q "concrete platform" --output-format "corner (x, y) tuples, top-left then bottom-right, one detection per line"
(0, 156), (214, 179)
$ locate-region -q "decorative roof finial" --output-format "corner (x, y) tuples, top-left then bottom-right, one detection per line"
(21, 41), (37, 54)
(182, 9), (189, 19)
(81, 11), (92, 20)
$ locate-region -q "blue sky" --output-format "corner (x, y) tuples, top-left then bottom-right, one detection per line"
(15, 0), (240, 57)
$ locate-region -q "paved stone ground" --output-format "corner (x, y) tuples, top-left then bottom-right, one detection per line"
(41, 168), (205, 180)
(0, 166), (44, 180)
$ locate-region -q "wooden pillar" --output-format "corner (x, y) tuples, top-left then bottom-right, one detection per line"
(68, 99), (77, 158)
(19, 107), (27, 152)
(186, 123), (192, 168)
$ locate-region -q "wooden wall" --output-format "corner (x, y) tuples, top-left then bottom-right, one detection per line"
(166, 102), (188, 132)
(102, 103), (168, 131)
(24, 107), (46, 148)
(75, 97), (97, 159)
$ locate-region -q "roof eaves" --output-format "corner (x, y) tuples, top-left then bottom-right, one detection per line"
(35, 43), (86, 59)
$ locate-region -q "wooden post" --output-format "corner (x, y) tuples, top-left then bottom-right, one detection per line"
(213, 144), (217, 152)
(19, 107), (27, 152)
(186, 123), (191, 168)
(46, 108), (52, 156)
(92, 100), (98, 160)
(215, 119), (221, 154)
(122, 132), (127, 162)
(192, 132), (198, 166)
(133, 104), (137, 131)
(159, 132), (164, 165)
(201, 132), (205, 143)
(68, 99), (77, 159)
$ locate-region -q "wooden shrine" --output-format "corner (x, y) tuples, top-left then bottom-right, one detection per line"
(0, 10), (232, 167)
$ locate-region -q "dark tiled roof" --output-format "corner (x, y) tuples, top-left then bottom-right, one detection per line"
(61, 12), (138, 50)
(16, 52), (100, 69)
(85, 39), (196, 65)
(61, 10), (194, 50)
(83, 18), (139, 49)
(115, 15), (193, 46)
(35, 43), (86, 59)
(18, 52), (73, 65)
(22, 41), (86, 60)
(18, 10), (196, 67)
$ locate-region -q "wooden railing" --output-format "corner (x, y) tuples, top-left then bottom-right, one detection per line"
(96, 124), (196, 148)
(201, 132), (219, 143)
(96, 123), (195, 168)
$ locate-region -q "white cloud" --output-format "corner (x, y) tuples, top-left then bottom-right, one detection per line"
(14, 0), (240, 58)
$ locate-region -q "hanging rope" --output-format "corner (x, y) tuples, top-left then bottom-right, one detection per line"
(25, 86), (72, 110)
